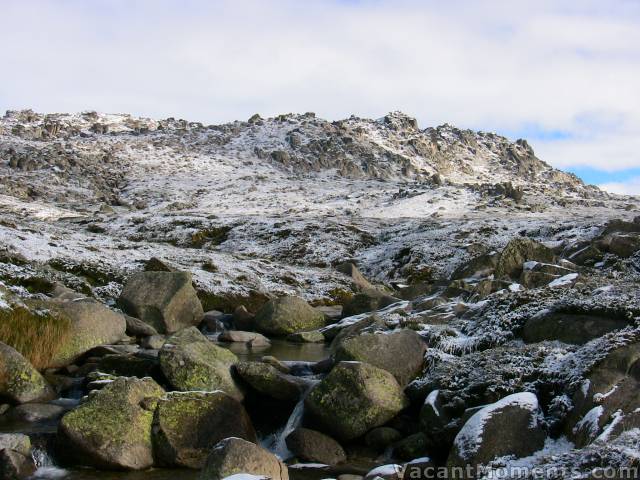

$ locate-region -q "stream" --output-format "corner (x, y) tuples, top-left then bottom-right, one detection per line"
(1, 340), (332, 480)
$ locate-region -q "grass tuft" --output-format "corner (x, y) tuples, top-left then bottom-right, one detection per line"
(0, 306), (72, 370)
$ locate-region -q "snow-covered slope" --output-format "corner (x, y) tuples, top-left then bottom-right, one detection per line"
(0, 109), (635, 307)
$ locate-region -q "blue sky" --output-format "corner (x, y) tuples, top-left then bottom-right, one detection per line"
(1, 0), (639, 194)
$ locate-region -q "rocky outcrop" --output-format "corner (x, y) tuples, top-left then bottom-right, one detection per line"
(0, 342), (54, 404)
(305, 361), (409, 440)
(522, 309), (630, 345)
(254, 296), (325, 336)
(494, 238), (555, 279)
(332, 329), (426, 385)
(57, 377), (165, 470)
(567, 342), (640, 448)
(200, 437), (289, 480)
(159, 328), (243, 400)
(118, 271), (204, 334)
(152, 391), (256, 468)
(341, 291), (401, 317)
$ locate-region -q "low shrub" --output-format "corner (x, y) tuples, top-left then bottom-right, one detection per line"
(0, 306), (71, 369)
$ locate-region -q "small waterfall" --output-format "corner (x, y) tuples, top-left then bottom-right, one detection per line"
(268, 381), (318, 460)
(272, 395), (306, 459)
(31, 447), (67, 479)
(32, 447), (54, 468)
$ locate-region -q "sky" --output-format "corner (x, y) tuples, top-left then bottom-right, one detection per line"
(1, 0), (639, 194)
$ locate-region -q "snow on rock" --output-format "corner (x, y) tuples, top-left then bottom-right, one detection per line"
(449, 392), (546, 467)
(548, 273), (579, 288)
(572, 405), (604, 440)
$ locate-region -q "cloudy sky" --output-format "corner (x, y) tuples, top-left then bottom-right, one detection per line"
(2, 0), (639, 194)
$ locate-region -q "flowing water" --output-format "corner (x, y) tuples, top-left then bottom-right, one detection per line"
(2, 340), (330, 480)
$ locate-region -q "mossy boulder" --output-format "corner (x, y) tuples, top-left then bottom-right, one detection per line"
(234, 362), (309, 402)
(57, 377), (165, 470)
(159, 328), (243, 400)
(254, 296), (325, 336)
(285, 428), (346, 465)
(48, 298), (127, 368)
(118, 271), (204, 334)
(494, 238), (555, 279)
(333, 329), (426, 385)
(96, 354), (163, 381)
(200, 437), (289, 480)
(0, 342), (54, 404)
(305, 361), (409, 441)
(152, 391), (256, 468)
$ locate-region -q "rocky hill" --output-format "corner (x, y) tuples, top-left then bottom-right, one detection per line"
(0, 109), (639, 479)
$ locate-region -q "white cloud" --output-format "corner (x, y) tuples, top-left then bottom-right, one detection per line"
(0, 0), (639, 173)
(599, 178), (640, 196)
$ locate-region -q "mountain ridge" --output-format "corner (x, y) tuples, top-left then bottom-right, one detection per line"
(0, 108), (601, 209)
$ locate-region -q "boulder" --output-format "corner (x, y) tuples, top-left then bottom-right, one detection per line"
(159, 328), (243, 400)
(522, 310), (629, 345)
(200, 437), (289, 480)
(234, 362), (308, 402)
(365, 427), (403, 450)
(314, 305), (343, 322)
(402, 457), (435, 480)
(144, 257), (175, 272)
(599, 233), (640, 258)
(48, 298), (127, 368)
(305, 362), (409, 441)
(450, 252), (499, 280)
(332, 329), (426, 385)
(152, 391), (256, 468)
(286, 331), (325, 343)
(0, 342), (54, 404)
(218, 331), (270, 347)
(364, 464), (403, 480)
(394, 432), (428, 461)
(57, 377), (165, 470)
(567, 242), (604, 266)
(254, 296), (325, 336)
(342, 291), (401, 317)
(448, 392), (546, 468)
(95, 353), (162, 380)
(567, 342), (640, 447)
(0, 434), (34, 479)
(494, 238), (555, 279)
(285, 428), (346, 465)
(232, 306), (255, 331)
(336, 262), (375, 291)
(118, 271), (204, 334)
(419, 389), (462, 449)
(125, 315), (158, 337)
(3, 403), (67, 423)
(141, 335), (165, 350)
(0, 434), (31, 456)
(0, 448), (36, 480)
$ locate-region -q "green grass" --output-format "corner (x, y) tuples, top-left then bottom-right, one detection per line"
(0, 307), (72, 370)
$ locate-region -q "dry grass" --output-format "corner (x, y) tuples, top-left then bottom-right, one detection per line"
(0, 306), (72, 370)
